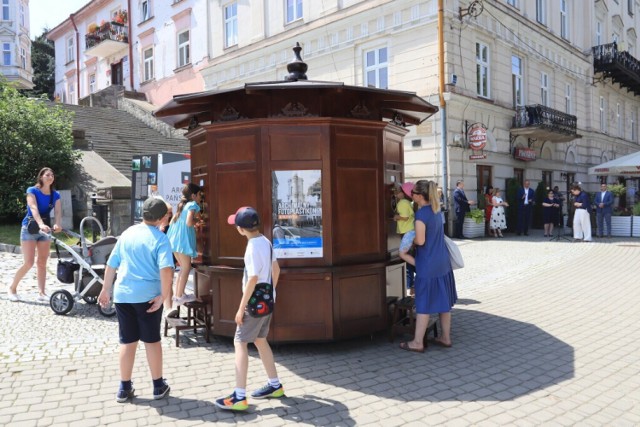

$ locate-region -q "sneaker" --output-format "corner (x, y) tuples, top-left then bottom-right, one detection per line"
(174, 294), (196, 306)
(153, 380), (170, 400)
(251, 383), (285, 399)
(116, 386), (135, 403)
(37, 294), (49, 303)
(215, 391), (248, 411)
(7, 293), (20, 302)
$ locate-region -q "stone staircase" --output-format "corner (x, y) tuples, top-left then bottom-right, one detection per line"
(60, 103), (189, 180)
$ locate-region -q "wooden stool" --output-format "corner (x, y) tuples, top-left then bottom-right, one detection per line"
(389, 296), (439, 343)
(164, 298), (211, 347)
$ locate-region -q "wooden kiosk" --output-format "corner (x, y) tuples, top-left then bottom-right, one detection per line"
(154, 45), (437, 342)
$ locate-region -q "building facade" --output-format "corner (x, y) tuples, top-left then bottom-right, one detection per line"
(0, 0), (33, 89)
(47, 0), (207, 106)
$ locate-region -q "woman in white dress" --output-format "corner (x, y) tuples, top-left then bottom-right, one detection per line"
(490, 188), (509, 237)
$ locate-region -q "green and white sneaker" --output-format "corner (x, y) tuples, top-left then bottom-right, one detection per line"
(251, 383), (285, 399)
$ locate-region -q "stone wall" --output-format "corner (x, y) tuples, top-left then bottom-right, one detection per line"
(118, 97), (186, 140)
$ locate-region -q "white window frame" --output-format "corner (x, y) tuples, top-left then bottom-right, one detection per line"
(177, 30), (190, 68)
(143, 46), (154, 81)
(2, 42), (11, 65)
(540, 72), (549, 107)
(224, 2), (238, 48)
(536, 0), (546, 25)
(599, 96), (606, 133)
(19, 2), (25, 26)
(89, 73), (96, 93)
(19, 46), (25, 68)
(632, 108), (637, 142)
(140, 0), (151, 22)
(285, 0), (302, 24)
(364, 46), (388, 89)
(2, 0), (9, 21)
(66, 37), (74, 63)
(68, 82), (75, 105)
(560, 0), (568, 40)
(617, 103), (623, 137)
(512, 55), (523, 107)
(596, 21), (602, 45)
(565, 83), (572, 114)
(476, 42), (490, 98)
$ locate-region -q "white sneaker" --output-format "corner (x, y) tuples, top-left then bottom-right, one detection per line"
(174, 294), (196, 306)
(7, 293), (20, 302)
(37, 294), (49, 303)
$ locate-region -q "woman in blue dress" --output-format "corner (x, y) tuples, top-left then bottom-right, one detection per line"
(166, 183), (202, 310)
(400, 180), (457, 353)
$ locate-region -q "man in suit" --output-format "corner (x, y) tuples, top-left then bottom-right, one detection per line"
(517, 180), (535, 236)
(453, 179), (476, 239)
(595, 183), (614, 237)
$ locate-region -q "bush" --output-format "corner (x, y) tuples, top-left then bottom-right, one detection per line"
(633, 202), (640, 216)
(0, 79), (78, 220)
(608, 183), (626, 197)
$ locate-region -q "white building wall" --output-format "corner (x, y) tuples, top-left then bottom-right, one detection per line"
(0, 0), (33, 89)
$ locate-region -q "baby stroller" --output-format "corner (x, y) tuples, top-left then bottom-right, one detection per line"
(49, 216), (117, 317)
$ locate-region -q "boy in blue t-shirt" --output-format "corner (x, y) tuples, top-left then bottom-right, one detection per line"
(98, 198), (174, 403)
(215, 206), (284, 411)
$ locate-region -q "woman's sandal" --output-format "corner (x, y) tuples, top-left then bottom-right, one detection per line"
(399, 342), (425, 353)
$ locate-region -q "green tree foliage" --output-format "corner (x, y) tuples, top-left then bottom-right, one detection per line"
(22, 29), (55, 99)
(0, 79), (78, 220)
(505, 178), (519, 232)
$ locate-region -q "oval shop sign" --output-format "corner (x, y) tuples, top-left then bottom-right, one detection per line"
(468, 123), (487, 151)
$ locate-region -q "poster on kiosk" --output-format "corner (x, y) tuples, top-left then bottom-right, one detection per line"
(131, 152), (191, 224)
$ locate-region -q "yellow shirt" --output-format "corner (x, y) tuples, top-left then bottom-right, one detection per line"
(396, 199), (415, 234)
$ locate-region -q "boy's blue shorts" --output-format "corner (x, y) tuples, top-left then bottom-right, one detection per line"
(115, 302), (163, 344)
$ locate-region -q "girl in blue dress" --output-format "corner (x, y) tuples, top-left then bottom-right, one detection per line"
(399, 180), (457, 353)
(166, 183), (202, 308)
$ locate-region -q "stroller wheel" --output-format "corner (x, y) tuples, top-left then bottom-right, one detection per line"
(98, 300), (117, 317)
(50, 290), (74, 315)
(83, 296), (98, 305)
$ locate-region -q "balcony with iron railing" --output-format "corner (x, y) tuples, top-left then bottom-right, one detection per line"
(510, 104), (580, 143)
(593, 42), (640, 96)
(85, 22), (129, 58)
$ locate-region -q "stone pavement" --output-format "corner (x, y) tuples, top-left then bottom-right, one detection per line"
(1, 231), (639, 426)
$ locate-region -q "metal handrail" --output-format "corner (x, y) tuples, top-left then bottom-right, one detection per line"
(513, 104), (577, 134)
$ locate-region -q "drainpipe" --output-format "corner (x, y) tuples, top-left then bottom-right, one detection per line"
(128, 0), (134, 91)
(69, 14), (80, 104)
(438, 0), (449, 208)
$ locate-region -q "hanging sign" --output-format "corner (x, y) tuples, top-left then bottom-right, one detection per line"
(514, 147), (537, 161)
(468, 123), (487, 151)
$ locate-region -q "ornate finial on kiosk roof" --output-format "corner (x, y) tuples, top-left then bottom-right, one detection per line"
(285, 42), (308, 81)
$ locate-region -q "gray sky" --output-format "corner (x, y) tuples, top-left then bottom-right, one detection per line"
(30, 0), (89, 38)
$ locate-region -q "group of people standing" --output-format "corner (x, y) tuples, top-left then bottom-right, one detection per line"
(394, 180), (457, 353)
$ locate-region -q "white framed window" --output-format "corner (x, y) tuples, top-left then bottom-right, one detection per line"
(177, 30), (190, 67)
(540, 73), (549, 107)
(617, 103), (623, 137)
(66, 37), (74, 63)
(2, 42), (10, 65)
(628, 0), (634, 16)
(632, 108), (637, 142)
(89, 74), (96, 93)
(19, 46), (25, 68)
(536, 0), (546, 25)
(285, 0), (302, 23)
(596, 21), (602, 45)
(599, 96), (606, 132)
(140, 0), (151, 22)
(19, 2), (25, 26)
(476, 42), (490, 98)
(68, 82), (75, 105)
(565, 83), (572, 114)
(224, 2), (238, 48)
(364, 47), (388, 89)
(2, 0), (9, 20)
(507, 0), (517, 7)
(560, 0), (568, 39)
(143, 47), (154, 81)
(512, 55), (523, 107)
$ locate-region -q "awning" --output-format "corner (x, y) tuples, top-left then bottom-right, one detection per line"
(588, 151), (640, 176)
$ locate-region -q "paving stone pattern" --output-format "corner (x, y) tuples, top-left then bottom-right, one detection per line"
(1, 233), (639, 425)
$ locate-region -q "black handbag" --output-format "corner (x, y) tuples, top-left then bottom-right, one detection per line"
(54, 244), (79, 284)
(26, 192), (54, 234)
(246, 243), (275, 318)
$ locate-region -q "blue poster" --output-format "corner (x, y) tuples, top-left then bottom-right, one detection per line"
(272, 170), (322, 258)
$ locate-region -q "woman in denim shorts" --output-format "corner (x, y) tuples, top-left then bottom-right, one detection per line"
(8, 167), (61, 302)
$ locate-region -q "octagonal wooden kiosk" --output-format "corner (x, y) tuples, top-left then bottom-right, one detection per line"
(154, 53), (437, 342)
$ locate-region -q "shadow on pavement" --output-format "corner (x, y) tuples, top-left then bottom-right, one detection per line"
(270, 307), (574, 402)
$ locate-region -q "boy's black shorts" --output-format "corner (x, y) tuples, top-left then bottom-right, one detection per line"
(115, 302), (163, 344)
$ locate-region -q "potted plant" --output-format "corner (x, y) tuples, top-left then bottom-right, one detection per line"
(611, 206), (632, 237)
(87, 23), (98, 34)
(463, 208), (485, 238)
(609, 183), (626, 208)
